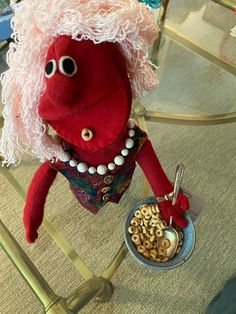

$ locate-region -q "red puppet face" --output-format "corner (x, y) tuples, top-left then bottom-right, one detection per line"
(39, 36), (132, 152)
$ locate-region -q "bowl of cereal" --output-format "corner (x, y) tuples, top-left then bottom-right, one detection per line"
(124, 196), (196, 270)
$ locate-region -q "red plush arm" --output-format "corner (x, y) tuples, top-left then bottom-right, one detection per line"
(23, 162), (58, 243)
(136, 139), (189, 228)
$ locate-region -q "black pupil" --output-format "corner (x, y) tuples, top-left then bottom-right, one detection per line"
(45, 61), (54, 75)
(63, 58), (75, 75)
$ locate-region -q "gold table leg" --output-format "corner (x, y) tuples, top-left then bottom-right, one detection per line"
(101, 242), (128, 280)
(134, 101), (152, 198)
(145, 110), (236, 125)
(164, 25), (236, 76)
(0, 165), (128, 312)
(211, 0), (236, 11)
(133, 99), (236, 126)
(0, 219), (63, 312)
(0, 165), (94, 280)
(0, 219), (113, 313)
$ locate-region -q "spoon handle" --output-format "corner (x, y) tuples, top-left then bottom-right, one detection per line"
(172, 164), (185, 206)
(169, 164), (185, 226)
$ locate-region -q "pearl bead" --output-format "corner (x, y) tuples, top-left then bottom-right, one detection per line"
(108, 163), (116, 171)
(88, 166), (97, 174)
(128, 129), (135, 137)
(125, 138), (134, 149)
(97, 165), (107, 175)
(128, 119), (135, 129)
(60, 152), (71, 162)
(77, 162), (88, 173)
(69, 159), (78, 167)
(121, 149), (129, 157)
(114, 155), (125, 166)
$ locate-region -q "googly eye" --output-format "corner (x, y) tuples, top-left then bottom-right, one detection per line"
(59, 56), (77, 77)
(45, 59), (57, 78)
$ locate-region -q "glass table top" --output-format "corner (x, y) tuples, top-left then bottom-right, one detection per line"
(141, 0), (236, 116)
(165, 0), (236, 73)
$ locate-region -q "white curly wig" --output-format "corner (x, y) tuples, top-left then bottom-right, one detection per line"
(0, 0), (159, 166)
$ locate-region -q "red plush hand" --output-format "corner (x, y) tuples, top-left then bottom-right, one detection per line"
(158, 193), (190, 228)
(136, 139), (190, 228)
(24, 162), (57, 243)
(25, 229), (39, 244)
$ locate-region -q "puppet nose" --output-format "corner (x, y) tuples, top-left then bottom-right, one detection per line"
(46, 74), (79, 106)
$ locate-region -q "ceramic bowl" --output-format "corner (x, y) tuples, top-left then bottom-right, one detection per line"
(124, 196), (196, 270)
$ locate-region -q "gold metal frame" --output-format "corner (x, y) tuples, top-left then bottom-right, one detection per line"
(1, 1), (236, 313)
(211, 0), (236, 11)
(0, 165), (127, 313)
(148, 0), (236, 125)
(163, 24), (236, 76)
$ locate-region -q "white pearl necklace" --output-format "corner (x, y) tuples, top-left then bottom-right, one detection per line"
(59, 119), (136, 176)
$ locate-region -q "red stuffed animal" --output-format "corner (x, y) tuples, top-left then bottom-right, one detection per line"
(0, 0), (189, 243)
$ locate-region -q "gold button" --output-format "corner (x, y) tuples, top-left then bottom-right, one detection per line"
(102, 187), (111, 193)
(102, 194), (110, 202)
(104, 175), (113, 185)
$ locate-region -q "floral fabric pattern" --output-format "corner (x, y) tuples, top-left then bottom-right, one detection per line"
(48, 126), (147, 214)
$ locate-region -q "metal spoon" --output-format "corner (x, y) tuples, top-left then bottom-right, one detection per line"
(162, 164), (185, 260)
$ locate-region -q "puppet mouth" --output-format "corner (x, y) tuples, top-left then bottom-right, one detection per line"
(48, 86), (132, 152)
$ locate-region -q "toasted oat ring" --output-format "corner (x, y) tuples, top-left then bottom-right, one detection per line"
(150, 249), (158, 256)
(151, 213), (160, 219)
(142, 226), (147, 234)
(155, 203), (160, 213)
(140, 206), (149, 216)
(149, 221), (157, 228)
(156, 222), (163, 229)
(150, 253), (157, 261)
(128, 226), (136, 234)
(143, 240), (152, 249)
(131, 234), (140, 244)
(176, 246), (182, 254)
(151, 218), (160, 225)
(139, 233), (144, 241)
(178, 240), (183, 246)
(160, 221), (168, 229)
(178, 231), (184, 240)
(161, 257), (169, 262)
(150, 227), (155, 235)
(144, 214), (152, 220)
(156, 229), (164, 238)
(143, 251), (150, 258)
(158, 246), (166, 257)
(134, 210), (143, 219)
(156, 257), (162, 262)
(150, 235), (156, 243)
(137, 245), (146, 254)
(131, 217), (140, 227)
(137, 226), (142, 232)
(161, 238), (170, 249)
(150, 204), (157, 214)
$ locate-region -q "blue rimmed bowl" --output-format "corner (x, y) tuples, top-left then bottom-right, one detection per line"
(124, 196), (196, 270)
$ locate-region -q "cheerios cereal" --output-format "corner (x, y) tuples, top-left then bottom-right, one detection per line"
(129, 203), (184, 263)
